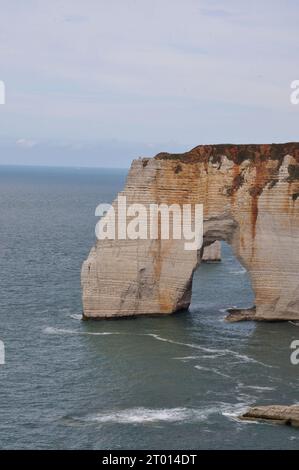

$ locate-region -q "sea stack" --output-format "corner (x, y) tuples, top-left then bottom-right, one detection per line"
(202, 241), (221, 263)
(81, 143), (299, 320)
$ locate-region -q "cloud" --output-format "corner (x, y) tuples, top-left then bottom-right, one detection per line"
(63, 15), (89, 24)
(200, 8), (232, 18)
(16, 138), (38, 148)
(0, 0), (298, 166)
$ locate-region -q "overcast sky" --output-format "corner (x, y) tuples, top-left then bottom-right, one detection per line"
(0, 0), (298, 167)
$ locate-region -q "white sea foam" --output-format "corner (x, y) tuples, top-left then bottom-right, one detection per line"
(200, 354), (226, 359)
(174, 354), (225, 361)
(173, 356), (200, 361)
(220, 402), (254, 422)
(43, 326), (122, 336)
(237, 384), (274, 392)
(43, 327), (273, 368)
(69, 314), (83, 320)
(194, 365), (231, 379)
(69, 403), (257, 426)
(229, 268), (247, 275)
(145, 333), (273, 368)
(72, 407), (218, 425)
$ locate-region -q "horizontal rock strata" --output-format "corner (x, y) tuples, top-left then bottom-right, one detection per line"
(82, 143), (299, 320)
(240, 405), (299, 427)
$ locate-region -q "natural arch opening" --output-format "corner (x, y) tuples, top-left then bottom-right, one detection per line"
(190, 241), (255, 319)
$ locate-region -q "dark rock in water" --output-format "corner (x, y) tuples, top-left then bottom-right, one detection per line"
(240, 405), (299, 427)
(226, 306), (257, 322)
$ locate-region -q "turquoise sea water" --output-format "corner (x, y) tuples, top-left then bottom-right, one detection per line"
(0, 165), (299, 449)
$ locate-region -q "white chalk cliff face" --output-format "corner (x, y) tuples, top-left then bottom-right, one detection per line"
(81, 144), (299, 321)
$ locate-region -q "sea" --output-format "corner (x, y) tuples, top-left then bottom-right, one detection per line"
(0, 165), (299, 449)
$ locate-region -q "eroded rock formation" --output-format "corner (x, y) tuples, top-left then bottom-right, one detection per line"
(81, 143), (299, 320)
(202, 240), (221, 262)
(240, 405), (299, 427)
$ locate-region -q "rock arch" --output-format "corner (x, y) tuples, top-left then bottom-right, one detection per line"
(81, 144), (299, 321)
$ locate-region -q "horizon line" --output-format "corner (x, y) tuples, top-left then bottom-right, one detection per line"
(0, 163), (130, 170)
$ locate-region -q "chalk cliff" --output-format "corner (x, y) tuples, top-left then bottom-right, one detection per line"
(81, 143), (299, 320)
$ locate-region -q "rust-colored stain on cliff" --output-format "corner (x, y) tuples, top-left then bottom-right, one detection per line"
(156, 143), (299, 240)
(82, 142), (299, 320)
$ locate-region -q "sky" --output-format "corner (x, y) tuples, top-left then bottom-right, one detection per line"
(0, 0), (299, 167)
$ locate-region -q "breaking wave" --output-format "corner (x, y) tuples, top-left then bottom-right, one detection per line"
(69, 407), (214, 424)
(66, 402), (253, 426)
